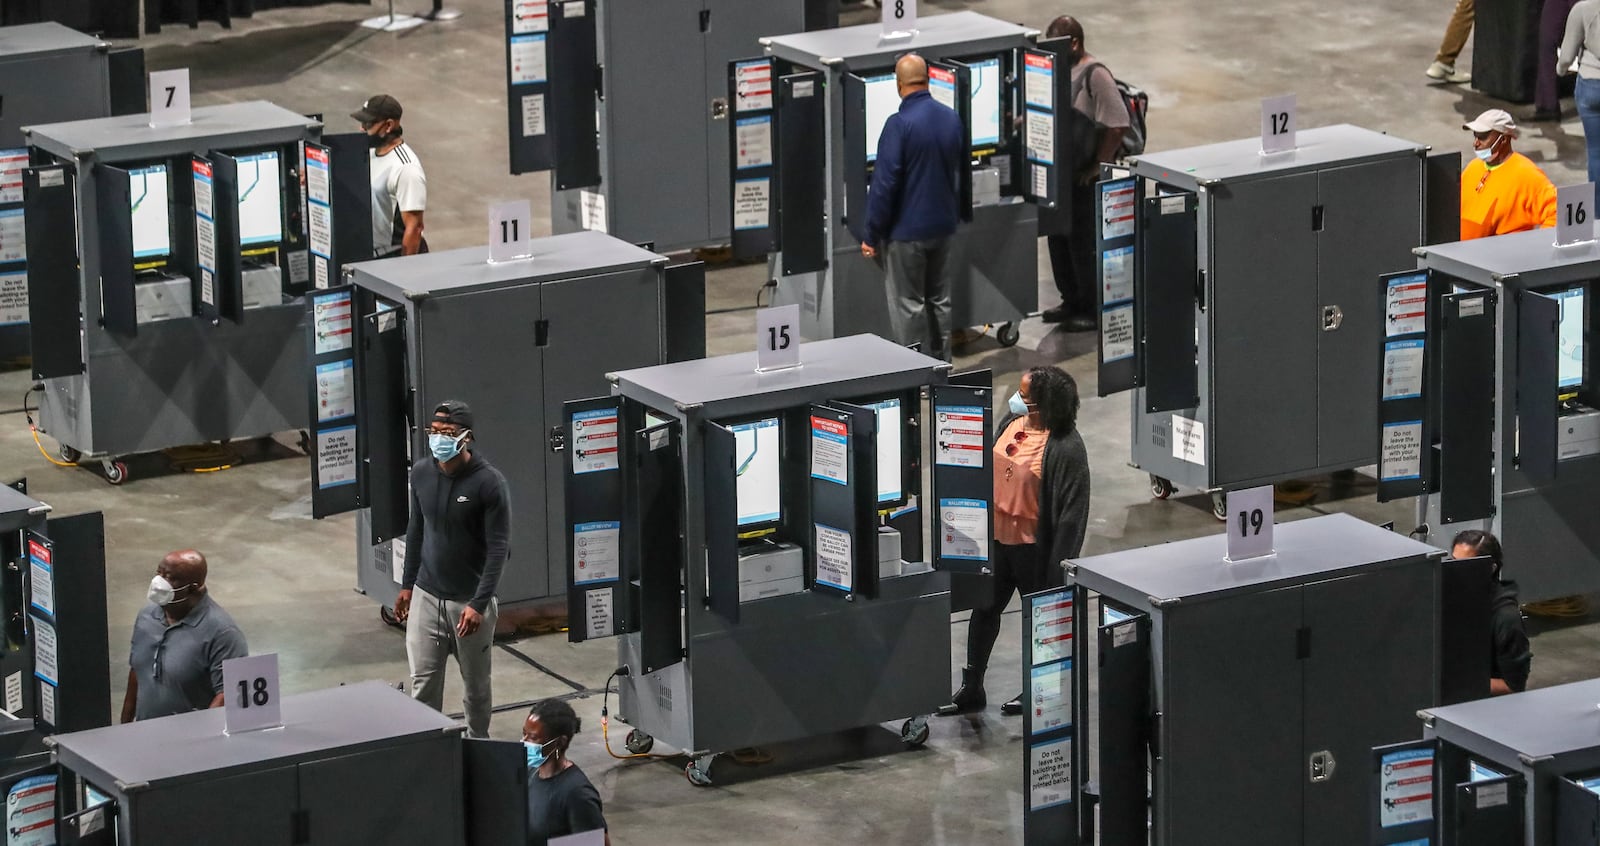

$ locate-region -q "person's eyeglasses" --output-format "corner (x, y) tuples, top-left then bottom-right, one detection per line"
(430, 426), (462, 437)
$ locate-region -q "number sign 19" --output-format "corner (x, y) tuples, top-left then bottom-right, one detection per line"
(221, 653), (283, 734)
(1259, 93), (1296, 154)
(1224, 485), (1275, 562)
(1555, 182), (1596, 246)
(755, 303), (802, 372)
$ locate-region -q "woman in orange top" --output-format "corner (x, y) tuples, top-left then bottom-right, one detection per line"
(938, 366), (1092, 717)
(1460, 109), (1558, 240)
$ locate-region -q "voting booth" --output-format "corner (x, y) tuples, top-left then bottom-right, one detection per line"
(1100, 126), (1454, 516)
(0, 23), (142, 361)
(744, 12), (1073, 344)
(1066, 514), (1443, 846)
(313, 232), (704, 611)
(22, 102), (359, 483)
(1373, 678), (1600, 846)
(508, 0), (826, 252)
(566, 334), (994, 784)
(1382, 231), (1600, 602)
(47, 682), (483, 845)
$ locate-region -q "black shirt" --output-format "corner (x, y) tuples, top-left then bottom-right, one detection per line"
(1490, 579), (1532, 692)
(527, 764), (606, 846)
(401, 453), (512, 613)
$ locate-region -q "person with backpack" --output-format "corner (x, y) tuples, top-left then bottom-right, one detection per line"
(1039, 16), (1131, 332)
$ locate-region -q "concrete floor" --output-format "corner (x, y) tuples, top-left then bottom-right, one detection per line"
(3, 0), (1600, 843)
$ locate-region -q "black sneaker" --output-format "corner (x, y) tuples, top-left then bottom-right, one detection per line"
(1040, 305), (1070, 324)
(1000, 693), (1024, 716)
(1064, 314), (1096, 333)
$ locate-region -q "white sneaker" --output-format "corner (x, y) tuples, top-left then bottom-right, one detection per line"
(1426, 61), (1471, 83)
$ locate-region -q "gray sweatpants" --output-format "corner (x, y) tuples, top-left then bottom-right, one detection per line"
(406, 586), (498, 738)
(884, 237), (954, 362)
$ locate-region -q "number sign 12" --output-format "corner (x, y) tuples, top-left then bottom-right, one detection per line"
(1225, 485), (1275, 562)
(755, 303), (801, 372)
(222, 653), (283, 734)
(1259, 93), (1296, 154)
(1556, 182), (1596, 246)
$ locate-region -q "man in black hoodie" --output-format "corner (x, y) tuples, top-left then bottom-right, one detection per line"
(395, 400), (511, 737)
(1451, 529), (1532, 695)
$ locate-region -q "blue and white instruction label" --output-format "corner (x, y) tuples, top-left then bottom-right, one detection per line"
(573, 521), (621, 585)
(939, 498), (988, 561)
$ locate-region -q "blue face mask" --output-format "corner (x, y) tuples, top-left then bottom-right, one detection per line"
(428, 430), (468, 462)
(1008, 391), (1030, 417)
(524, 738), (555, 769)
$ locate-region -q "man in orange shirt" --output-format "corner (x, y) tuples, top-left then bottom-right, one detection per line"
(1460, 109), (1557, 240)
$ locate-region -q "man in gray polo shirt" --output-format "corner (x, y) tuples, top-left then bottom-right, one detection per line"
(120, 549), (248, 722)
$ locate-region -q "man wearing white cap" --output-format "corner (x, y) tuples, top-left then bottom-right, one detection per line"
(1460, 109), (1557, 240)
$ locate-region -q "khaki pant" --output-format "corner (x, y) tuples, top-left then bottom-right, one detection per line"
(1436, 0), (1475, 65)
(405, 587), (497, 738)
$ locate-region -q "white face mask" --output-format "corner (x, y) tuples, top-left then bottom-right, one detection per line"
(147, 575), (193, 607)
(1474, 134), (1501, 162)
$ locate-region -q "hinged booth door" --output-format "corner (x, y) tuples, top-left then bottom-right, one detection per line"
(24, 163), (82, 379)
(777, 70), (825, 276)
(1438, 287), (1496, 520)
(631, 418), (685, 674)
(564, 396), (634, 644)
(929, 383), (993, 577)
(1376, 269), (1434, 502)
(806, 403), (878, 599)
(728, 57), (778, 261)
(1516, 289), (1560, 483)
(306, 285), (361, 518)
(94, 164), (138, 337)
(548, 0), (600, 191)
(359, 300), (410, 544)
(703, 420), (741, 624)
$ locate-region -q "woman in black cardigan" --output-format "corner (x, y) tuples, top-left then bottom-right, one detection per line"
(938, 365), (1092, 716)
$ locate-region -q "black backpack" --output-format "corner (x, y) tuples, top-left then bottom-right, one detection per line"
(1080, 62), (1149, 158)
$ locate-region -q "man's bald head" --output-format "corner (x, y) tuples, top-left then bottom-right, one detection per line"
(1047, 15), (1083, 43)
(161, 549), (208, 589)
(895, 53), (929, 97)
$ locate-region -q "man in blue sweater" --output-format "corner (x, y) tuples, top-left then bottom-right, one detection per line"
(395, 399), (511, 737)
(862, 53), (965, 362)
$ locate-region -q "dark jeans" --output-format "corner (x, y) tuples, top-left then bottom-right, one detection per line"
(1046, 187), (1098, 316)
(1579, 77), (1600, 183)
(965, 541), (1054, 675)
(1538, 0), (1580, 111)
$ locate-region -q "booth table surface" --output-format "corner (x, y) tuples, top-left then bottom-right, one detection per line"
(1425, 677), (1600, 761)
(51, 681), (460, 789)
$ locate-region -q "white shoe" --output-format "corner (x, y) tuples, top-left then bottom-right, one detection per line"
(1426, 61), (1471, 83)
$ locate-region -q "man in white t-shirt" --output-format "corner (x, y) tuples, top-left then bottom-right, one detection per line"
(352, 94), (428, 257)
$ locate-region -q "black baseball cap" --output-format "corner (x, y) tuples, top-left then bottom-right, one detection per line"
(352, 94), (403, 124)
(432, 400), (474, 430)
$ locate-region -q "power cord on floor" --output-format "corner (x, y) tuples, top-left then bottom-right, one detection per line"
(21, 386), (75, 467)
(1523, 595), (1590, 618)
(600, 666), (674, 761)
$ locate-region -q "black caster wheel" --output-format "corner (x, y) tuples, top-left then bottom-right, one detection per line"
(59, 445), (81, 463)
(900, 715), (930, 747)
(1150, 475), (1174, 500)
(625, 729), (654, 755)
(297, 430), (313, 455)
(1211, 491), (1228, 522)
(997, 321), (1021, 347)
(685, 756), (715, 787)
(103, 460), (128, 486)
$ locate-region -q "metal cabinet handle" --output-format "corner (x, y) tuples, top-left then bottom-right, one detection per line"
(710, 97), (729, 120)
(1309, 750), (1336, 782)
(1321, 305), (1344, 331)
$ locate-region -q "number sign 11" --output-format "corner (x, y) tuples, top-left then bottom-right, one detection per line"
(222, 653), (283, 734)
(755, 304), (801, 372)
(1225, 485), (1275, 562)
(488, 199), (534, 262)
(1556, 182), (1596, 246)
(1259, 93), (1296, 154)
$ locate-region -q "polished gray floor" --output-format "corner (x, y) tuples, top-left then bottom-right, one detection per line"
(2, 0), (1597, 843)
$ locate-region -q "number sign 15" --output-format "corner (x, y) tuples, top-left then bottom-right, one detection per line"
(755, 304), (801, 372)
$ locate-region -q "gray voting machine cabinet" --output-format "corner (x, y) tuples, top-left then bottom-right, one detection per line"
(1371, 678), (1600, 846)
(508, 0), (827, 252)
(22, 101), (351, 484)
(1068, 513), (1444, 846)
(314, 232), (704, 611)
(1099, 125), (1456, 517)
(565, 334), (995, 784)
(1380, 231), (1600, 602)
(0, 23), (143, 361)
(47, 681), (484, 845)
(747, 12), (1076, 344)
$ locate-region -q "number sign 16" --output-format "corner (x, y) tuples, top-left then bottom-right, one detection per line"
(1556, 182), (1596, 246)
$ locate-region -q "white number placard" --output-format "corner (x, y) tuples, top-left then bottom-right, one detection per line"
(1225, 485), (1275, 562)
(1260, 94), (1296, 154)
(1556, 182), (1596, 246)
(487, 199), (534, 262)
(222, 653), (282, 734)
(755, 304), (800, 372)
(148, 69), (192, 128)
